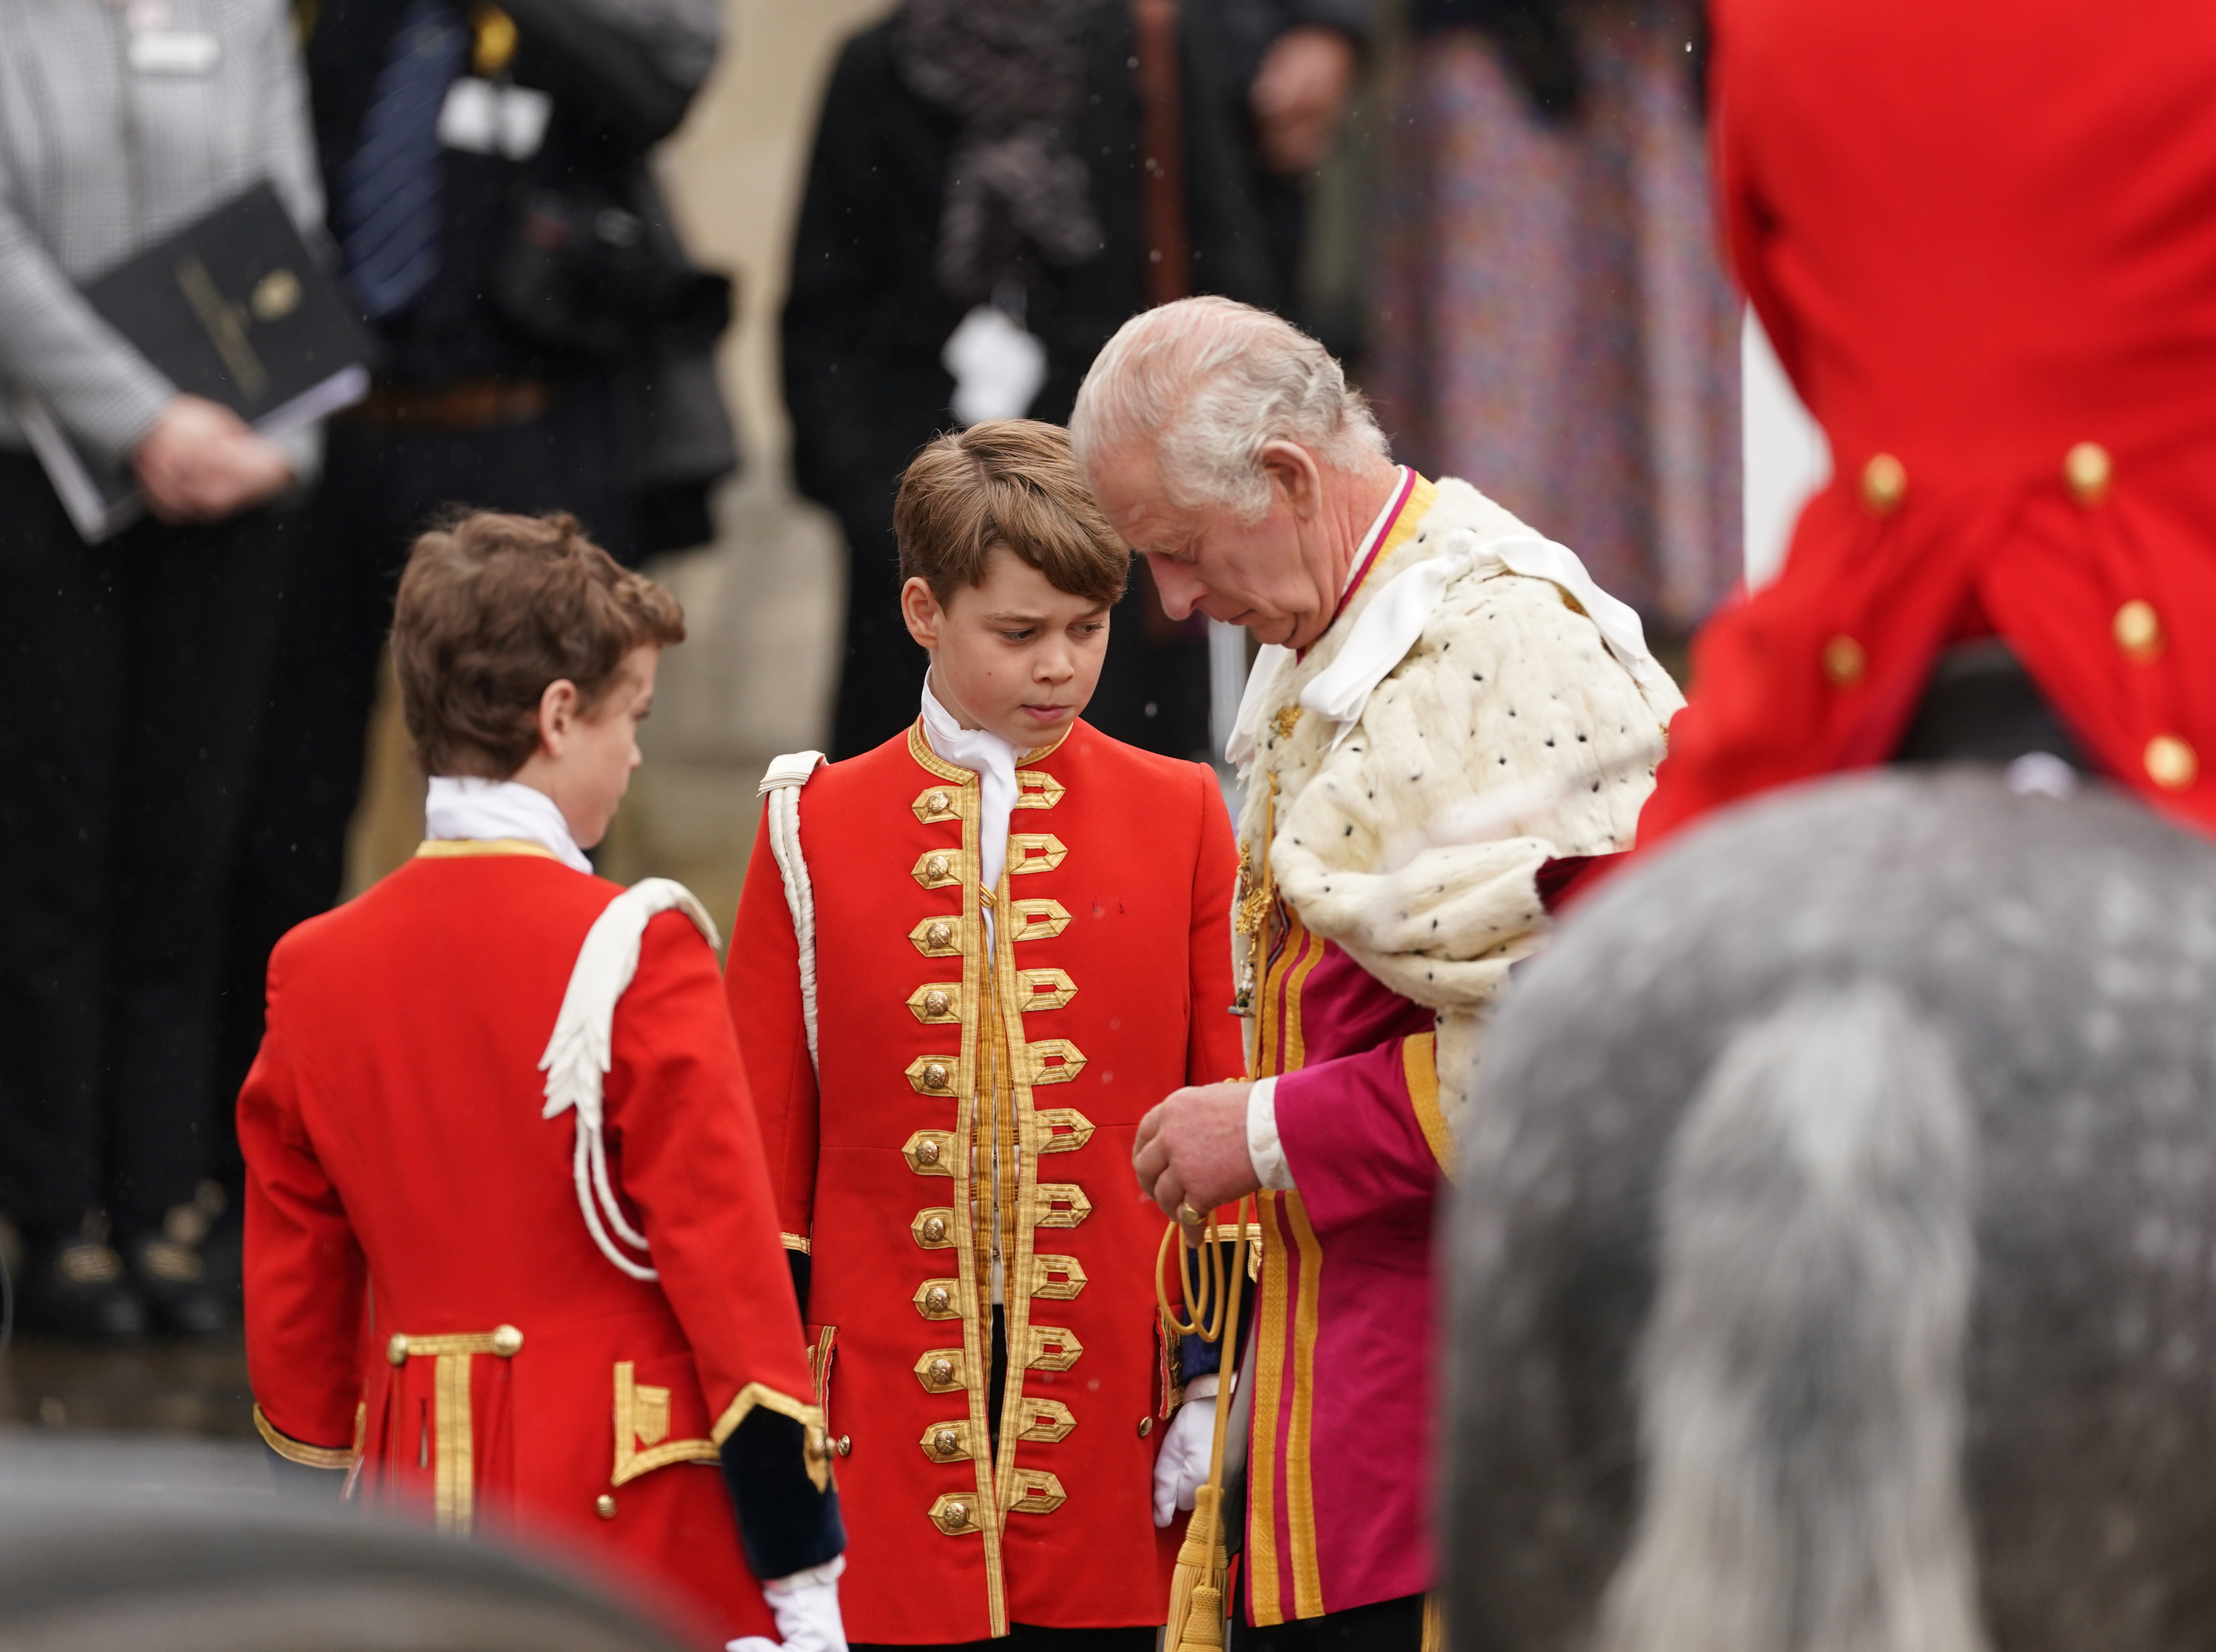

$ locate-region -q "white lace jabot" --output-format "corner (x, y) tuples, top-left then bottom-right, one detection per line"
(424, 776), (593, 874)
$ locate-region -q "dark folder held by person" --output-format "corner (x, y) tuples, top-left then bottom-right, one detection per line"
(12, 182), (370, 542)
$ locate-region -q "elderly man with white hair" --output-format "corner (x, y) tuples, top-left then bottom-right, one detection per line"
(1076, 296), (1682, 1649)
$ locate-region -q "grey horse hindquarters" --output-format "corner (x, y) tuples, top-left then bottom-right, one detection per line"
(1443, 770), (2216, 1652)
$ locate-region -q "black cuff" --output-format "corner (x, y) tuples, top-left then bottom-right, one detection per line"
(787, 1250), (811, 1321)
(719, 1406), (845, 1580)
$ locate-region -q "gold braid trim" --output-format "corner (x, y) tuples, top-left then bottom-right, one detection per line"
(252, 1404), (353, 1470)
(414, 838), (559, 861)
(781, 1232), (813, 1254)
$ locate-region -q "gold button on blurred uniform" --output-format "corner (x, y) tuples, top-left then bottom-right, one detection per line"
(943, 1500), (970, 1529)
(929, 1358), (955, 1386)
(1860, 453), (1907, 515)
(925, 854), (950, 882)
(923, 990), (951, 1017)
(595, 1494), (617, 1520)
(2113, 599), (2162, 663)
(922, 1062), (950, 1091)
(925, 1285), (951, 1313)
(924, 922), (952, 950)
(933, 1428), (960, 1458)
(490, 1324), (523, 1358)
(915, 1138), (941, 1166)
(1823, 634), (1866, 687)
(837, 1436), (852, 1456)
(2065, 441), (2112, 506)
(921, 1215), (947, 1243)
(926, 790), (951, 814)
(1137, 1416), (1154, 1438)
(2146, 734), (2198, 790)
(387, 1334), (409, 1366)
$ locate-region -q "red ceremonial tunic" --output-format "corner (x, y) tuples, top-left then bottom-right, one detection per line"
(726, 719), (1244, 1642)
(1642, 0), (2216, 844)
(240, 845), (817, 1645)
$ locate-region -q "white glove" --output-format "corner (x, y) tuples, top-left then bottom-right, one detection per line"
(1151, 1376), (1218, 1529)
(727, 1556), (847, 1652)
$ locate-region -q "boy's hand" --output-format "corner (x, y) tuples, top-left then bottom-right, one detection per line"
(1133, 1080), (1261, 1222)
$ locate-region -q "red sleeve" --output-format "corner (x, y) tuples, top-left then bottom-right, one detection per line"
(1712, 0), (1791, 381)
(1187, 763), (1246, 1086)
(239, 957), (369, 1456)
(608, 911), (814, 1416)
(1270, 1030), (1448, 1244)
(723, 800), (821, 1253)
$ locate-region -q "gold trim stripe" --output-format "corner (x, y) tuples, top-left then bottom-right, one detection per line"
(1286, 1195), (1327, 1618)
(1403, 1032), (1455, 1175)
(614, 1361), (724, 1486)
(435, 1352), (474, 1534)
(252, 1404), (352, 1470)
(781, 1232), (813, 1254)
(1247, 1192), (1291, 1623)
(414, 837), (559, 861)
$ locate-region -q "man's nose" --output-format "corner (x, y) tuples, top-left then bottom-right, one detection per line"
(1148, 556), (1206, 620)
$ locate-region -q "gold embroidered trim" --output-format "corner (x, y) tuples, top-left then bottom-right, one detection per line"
(1023, 1040), (1087, 1086)
(1006, 833), (1067, 874)
(1024, 1325), (1083, 1371)
(904, 1129), (956, 1176)
(1271, 704), (1304, 740)
(1014, 967), (1077, 1011)
(908, 982), (962, 1023)
(1012, 769), (1065, 809)
(1247, 1194), (1290, 1622)
(781, 1232), (813, 1254)
(807, 1326), (837, 1413)
(384, 1324), (524, 1537)
(1029, 1254), (1087, 1299)
(1033, 1108), (1093, 1152)
(913, 1278), (962, 1319)
(908, 917), (965, 958)
(1032, 1183), (1091, 1227)
(1014, 1397), (1075, 1443)
(911, 1206), (957, 1248)
(911, 849), (962, 889)
(929, 1491), (983, 1535)
(905, 1054), (963, 1095)
(912, 785), (966, 823)
(1421, 1593), (1446, 1652)
(1009, 1471), (1067, 1515)
(1016, 726), (1074, 763)
(613, 1361), (722, 1486)
(914, 1348), (967, 1393)
(1403, 1032), (1455, 1175)
(414, 837), (559, 862)
(1008, 898), (1072, 940)
(1286, 1195), (1327, 1617)
(921, 1419), (975, 1463)
(252, 1404), (352, 1470)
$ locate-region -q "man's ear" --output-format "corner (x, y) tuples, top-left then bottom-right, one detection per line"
(1258, 441), (1324, 519)
(901, 576), (945, 651)
(536, 678), (580, 757)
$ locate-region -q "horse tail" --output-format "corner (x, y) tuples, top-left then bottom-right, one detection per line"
(1596, 983), (1988, 1652)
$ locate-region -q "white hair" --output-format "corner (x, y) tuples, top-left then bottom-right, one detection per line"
(1069, 296), (1390, 522)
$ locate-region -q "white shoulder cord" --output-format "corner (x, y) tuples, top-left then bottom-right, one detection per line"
(758, 751), (827, 1077)
(539, 877), (722, 1281)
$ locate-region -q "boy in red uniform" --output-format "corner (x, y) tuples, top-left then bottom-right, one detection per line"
(725, 421), (1244, 1647)
(239, 512), (847, 1650)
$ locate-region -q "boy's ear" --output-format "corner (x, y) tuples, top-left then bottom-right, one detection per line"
(900, 576), (944, 652)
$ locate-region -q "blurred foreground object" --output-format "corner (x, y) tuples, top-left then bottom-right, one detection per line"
(1645, 0), (2216, 844)
(0, 1435), (689, 1652)
(1368, 0), (1740, 642)
(1448, 769), (2216, 1652)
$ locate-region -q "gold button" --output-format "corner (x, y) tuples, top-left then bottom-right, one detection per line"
(1137, 1416), (1154, 1438)
(1860, 453), (1907, 515)
(595, 1494), (617, 1520)
(922, 1215), (948, 1243)
(934, 1428), (960, 1457)
(2114, 599), (2162, 663)
(805, 1426), (830, 1462)
(927, 790), (950, 814)
(925, 854), (950, 881)
(916, 1138), (941, 1166)
(925, 922), (952, 950)
(2146, 734), (2198, 790)
(837, 1436), (852, 1456)
(490, 1324), (523, 1358)
(923, 989), (951, 1017)
(922, 1062), (949, 1091)
(1822, 634), (1866, 687)
(944, 1500), (970, 1529)
(929, 1357), (955, 1386)
(386, 1334), (409, 1366)
(2065, 441), (2112, 506)
(925, 1285), (951, 1313)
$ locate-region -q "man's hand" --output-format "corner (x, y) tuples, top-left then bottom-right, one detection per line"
(134, 395), (293, 525)
(1250, 26), (1359, 176)
(1133, 1080), (1261, 1222)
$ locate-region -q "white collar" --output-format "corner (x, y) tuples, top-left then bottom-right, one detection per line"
(919, 674), (1020, 891)
(424, 776), (593, 874)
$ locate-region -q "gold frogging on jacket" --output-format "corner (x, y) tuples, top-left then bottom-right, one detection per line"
(384, 1323), (523, 1535)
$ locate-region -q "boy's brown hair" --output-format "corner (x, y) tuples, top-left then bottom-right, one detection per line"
(894, 419), (1129, 608)
(393, 510), (685, 778)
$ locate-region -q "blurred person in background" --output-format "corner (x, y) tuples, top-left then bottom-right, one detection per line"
(0, 0), (323, 1340)
(210, 0), (736, 1236)
(785, 0), (1365, 766)
(1366, 0), (1739, 648)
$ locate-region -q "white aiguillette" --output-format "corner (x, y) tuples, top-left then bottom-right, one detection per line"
(126, 31), (219, 73)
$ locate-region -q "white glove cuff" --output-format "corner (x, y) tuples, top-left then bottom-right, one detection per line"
(765, 1555), (846, 1595)
(1247, 1076), (1294, 1191)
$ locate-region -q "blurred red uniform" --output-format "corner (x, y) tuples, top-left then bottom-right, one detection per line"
(1642, 0), (2216, 841)
(240, 847), (838, 1644)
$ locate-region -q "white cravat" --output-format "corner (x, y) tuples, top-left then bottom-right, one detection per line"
(1225, 467), (1413, 773)
(919, 674), (1019, 892)
(424, 776), (593, 874)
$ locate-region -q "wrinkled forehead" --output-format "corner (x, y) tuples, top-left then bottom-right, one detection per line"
(1085, 441), (1212, 548)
